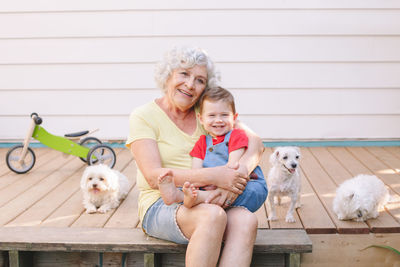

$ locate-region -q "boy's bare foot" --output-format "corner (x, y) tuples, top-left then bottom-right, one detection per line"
(182, 182), (198, 208)
(158, 170), (183, 205)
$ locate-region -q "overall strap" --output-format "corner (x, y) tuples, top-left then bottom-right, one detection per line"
(205, 135), (213, 148)
(223, 130), (233, 143)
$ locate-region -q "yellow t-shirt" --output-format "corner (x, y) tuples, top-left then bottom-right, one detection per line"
(126, 100), (206, 222)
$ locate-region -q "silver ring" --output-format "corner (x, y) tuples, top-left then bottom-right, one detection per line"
(225, 200), (232, 206)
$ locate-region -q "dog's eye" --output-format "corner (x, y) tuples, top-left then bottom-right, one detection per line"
(296, 155), (299, 159)
(283, 156), (288, 160)
(100, 177), (104, 181)
(88, 177), (92, 181)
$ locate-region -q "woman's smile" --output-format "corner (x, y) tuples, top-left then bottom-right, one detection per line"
(165, 65), (208, 111)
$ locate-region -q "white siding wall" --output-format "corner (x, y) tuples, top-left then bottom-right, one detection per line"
(1, 1), (400, 141)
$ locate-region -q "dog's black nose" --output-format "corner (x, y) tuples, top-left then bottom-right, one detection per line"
(93, 184), (97, 188)
(291, 163), (297, 168)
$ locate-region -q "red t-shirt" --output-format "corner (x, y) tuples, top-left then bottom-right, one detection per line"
(190, 129), (248, 160)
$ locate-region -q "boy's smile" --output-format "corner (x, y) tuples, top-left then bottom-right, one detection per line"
(199, 99), (238, 138)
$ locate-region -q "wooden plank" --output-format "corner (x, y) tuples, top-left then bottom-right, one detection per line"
(8, 251), (33, 267)
(0, 251), (7, 267)
(44, 151), (129, 228)
(0, 155), (84, 226)
(261, 148), (303, 229)
(40, 189), (84, 227)
(321, 147), (400, 233)
(105, 160), (140, 228)
(385, 147), (400, 159)
(0, 151), (73, 207)
(0, 148), (53, 190)
(0, 148), (7, 158)
(347, 147), (400, 193)
(303, 233), (400, 267)
(345, 147), (400, 232)
(366, 147), (400, 182)
(264, 147), (334, 233)
(0, 147), (51, 180)
(266, 196), (303, 230)
(0, 227), (312, 254)
(328, 147), (400, 233)
(296, 168), (336, 234)
(5, 160), (85, 227)
(254, 203), (270, 229)
(71, 149), (133, 228)
(302, 148), (369, 234)
(33, 251), (100, 266)
(259, 147), (272, 176)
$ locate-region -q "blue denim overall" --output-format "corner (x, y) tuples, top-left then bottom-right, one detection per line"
(203, 131), (268, 212)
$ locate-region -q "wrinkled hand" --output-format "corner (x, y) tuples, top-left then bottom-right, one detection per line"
(220, 162), (249, 194)
(205, 188), (239, 208)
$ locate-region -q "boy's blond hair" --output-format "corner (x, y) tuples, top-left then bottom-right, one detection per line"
(199, 86), (236, 114)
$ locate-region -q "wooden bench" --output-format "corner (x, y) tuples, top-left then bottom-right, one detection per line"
(0, 227), (311, 267)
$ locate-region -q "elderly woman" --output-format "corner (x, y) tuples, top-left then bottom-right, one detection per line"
(126, 47), (264, 266)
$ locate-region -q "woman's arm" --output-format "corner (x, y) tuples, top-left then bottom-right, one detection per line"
(130, 139), (247, 193)
(191, 157), (203, 169)
(234, 121), (264, 176)
(226, 148), (245, 168)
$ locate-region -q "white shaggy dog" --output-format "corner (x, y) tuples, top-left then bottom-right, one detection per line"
(333, 174), (390, 221)
(80, 164), (130, 214)
(267, 147), (301, 223)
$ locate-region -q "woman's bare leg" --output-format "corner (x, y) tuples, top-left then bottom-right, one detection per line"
(177, 204), (227, 267)
(218, 207), (258, 267)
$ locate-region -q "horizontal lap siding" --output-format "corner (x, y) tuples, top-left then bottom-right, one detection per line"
(1, 37), (400, 63)
(1, 3), (399, 141)
(2, 0), (400, 11)
(1, 10), (400, 37)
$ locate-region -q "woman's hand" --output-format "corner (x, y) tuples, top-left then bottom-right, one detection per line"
(212, 163), (249, 194)
(205, 188), (239, 208)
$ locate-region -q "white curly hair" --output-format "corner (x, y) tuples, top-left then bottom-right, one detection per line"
(154, 46), (220, 93)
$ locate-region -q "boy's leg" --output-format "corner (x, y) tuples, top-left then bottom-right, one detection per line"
(158, 170), (184, 205)
(182, 184), (221, 208)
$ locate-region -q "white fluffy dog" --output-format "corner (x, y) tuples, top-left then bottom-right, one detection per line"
(80, 164), (130, 214)
(267, 147), (301, 223)
(333, 174), (390, 221)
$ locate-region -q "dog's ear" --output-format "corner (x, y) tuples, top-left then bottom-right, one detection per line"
(106, 170), (120, 191)
(294, 147), (301, 158)
(270, 148), (280, 165)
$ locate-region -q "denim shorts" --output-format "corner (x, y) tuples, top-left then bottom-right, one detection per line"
(231, 166), (268, 212)
(142, 197), (189, 244)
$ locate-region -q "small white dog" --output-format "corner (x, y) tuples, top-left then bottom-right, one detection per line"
(333, 174), (390, 221)
(267, 147), (301, 223)
(80, 164), (130, 214)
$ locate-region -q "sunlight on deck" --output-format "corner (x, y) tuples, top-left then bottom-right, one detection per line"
(377, 168), (400, 174)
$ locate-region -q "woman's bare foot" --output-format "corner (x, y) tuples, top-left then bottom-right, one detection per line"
(182, 182), (198, 208)
(158, 170), (183, 205)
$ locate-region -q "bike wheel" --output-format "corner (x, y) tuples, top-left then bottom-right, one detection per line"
(79, 137), (102, 162)
(6, 145), (36, 174)
(87, 145), (116, 168)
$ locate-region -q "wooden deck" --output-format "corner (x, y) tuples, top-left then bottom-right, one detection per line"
(0, 146), (400, 233)
(0, 146), (400, 266)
